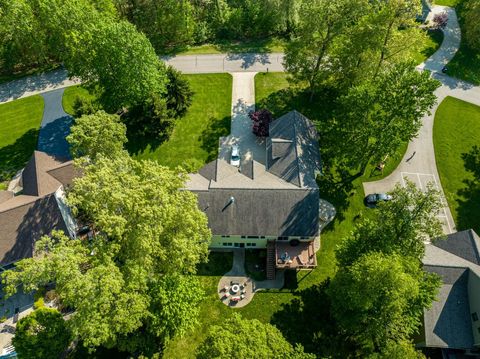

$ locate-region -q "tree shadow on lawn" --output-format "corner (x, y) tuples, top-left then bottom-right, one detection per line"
(457, 146), (480, 233)
(0, 128), (39, 182)
(258, 86), (356, 226)
(200, 116), (231, 162)
(271, 279), (358, 358)
(124, 124), (169, 156)
(197, 251), (233, 276)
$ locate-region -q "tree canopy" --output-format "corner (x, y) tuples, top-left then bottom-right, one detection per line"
(336, 180), (444, 267)
(329, 252), (440, 354)
(465, 0), (480, 51)
(197, 313), (315, 359)
(3, 155), (210, 353)
(13, 308), (72, 359)
(67, 110), (127, 160)
(330, 62), (439, 173)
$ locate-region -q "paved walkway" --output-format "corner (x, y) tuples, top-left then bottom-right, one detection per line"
(0, 54), (284, 104)
(363, 5), (480, 234)
(218, 72), (266, 165)
(37, 88), (73, 159)
(217, 249), (284, 308)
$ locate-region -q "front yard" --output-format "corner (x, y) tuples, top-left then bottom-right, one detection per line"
(434, 96), (480, 233)
(0, 95), (44, 189)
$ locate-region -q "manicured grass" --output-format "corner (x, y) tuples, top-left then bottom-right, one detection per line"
(62, 85), (96, 116)
(412, 29), (444, 65)
(132, 74), (232, 170)
(0, 95), (44, 184)
(164, 37), (286, 56)
(164, 73), (408, 357)
(433, 96), (480, 233)
(441, 0), (480, 85)
(434, 0), (461, 6)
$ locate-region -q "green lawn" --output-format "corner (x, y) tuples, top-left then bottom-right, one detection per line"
(412, 29), (444, 65)
(0, 95), (44, 186)
(433, 96), (480, 233)
(164, 72), (408, 357)
(441, 0), (480, 84)
(132, 74), (232, 171)
(62, 85), (97, 116)
(164, 37), (286, 56)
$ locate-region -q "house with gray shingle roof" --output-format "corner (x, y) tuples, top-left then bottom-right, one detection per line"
(419, 229), (480, 356)
(0, 151), (77, 267)
(186, 111), (323, 278)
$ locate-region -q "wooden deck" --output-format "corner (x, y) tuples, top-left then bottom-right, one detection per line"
(275, 241), (317, 269)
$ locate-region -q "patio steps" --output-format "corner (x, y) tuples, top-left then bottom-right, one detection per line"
(266, 241), (276, 280)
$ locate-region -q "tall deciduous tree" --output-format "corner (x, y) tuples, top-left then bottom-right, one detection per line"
(336, 181), (443, 267)
(332, 62), (439, 174)
(328, 252), (440, 354)
(3, 155), (210, 352)
(67, 110), (127, 161)
(197, 313), (315, 359)
(13, 307), (72, 359)
(284, 0), (360, 98)
(465, 0), (480, 51)
(65, 19), (167, 112)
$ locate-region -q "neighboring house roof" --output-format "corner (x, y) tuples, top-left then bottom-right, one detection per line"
(422, 265), (473, 349)
(186, 111), (321, 237)
(422, 229), (480, 350)
(0, 151), (76, 266)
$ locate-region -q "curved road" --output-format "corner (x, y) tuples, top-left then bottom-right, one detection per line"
(363, 5), (480, 234)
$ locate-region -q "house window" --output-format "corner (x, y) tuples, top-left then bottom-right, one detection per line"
(300, 237), (310, 240)
(221, 235), (230, 238)
(260, 236), (265, 239)
(234, 243), (240, 247)
(473, 312), (479, 322)
(241, 236), (246, 239)
(478, 327), (480, 334)
(247, 236), (259, 239)
(278, 236), (288, 241)
(222, 243), (232, 247)
(246, 243), (257, 247)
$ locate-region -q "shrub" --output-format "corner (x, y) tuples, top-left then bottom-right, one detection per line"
(72, 95), (102, 118)
(249, 109), (273, 137)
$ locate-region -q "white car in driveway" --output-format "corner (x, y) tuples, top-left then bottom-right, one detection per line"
(231, 145), (240, 167)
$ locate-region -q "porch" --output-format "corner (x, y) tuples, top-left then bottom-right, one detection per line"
(275, 240), (317, 269)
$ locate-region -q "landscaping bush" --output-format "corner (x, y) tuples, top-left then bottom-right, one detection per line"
(249, 109), (273, 137)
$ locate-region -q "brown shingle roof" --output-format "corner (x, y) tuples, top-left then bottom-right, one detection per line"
(0, 195), (68, 265)
(0, 151), (76, 265)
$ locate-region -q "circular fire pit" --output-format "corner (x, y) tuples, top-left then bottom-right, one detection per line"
(231, 284), (240, 293)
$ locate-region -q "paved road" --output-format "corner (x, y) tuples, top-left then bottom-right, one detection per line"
(0, 53), (284, 104)
(37, 88), (73, 159)
(364, 5), (480, 234)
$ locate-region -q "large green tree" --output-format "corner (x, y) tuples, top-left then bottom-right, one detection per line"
(328, 252), (440, 354)
(284, 0), (362, 98)
(336, 181), (443, 267)
(3, 155), (210, 353)
(465, 0), (480, 51)
(13, 307), (72, 359)
(197, 314), (314, 359)
(331, 62), (439, 174)
(65, 18), (167, 112)
(66, 110), (127, 161)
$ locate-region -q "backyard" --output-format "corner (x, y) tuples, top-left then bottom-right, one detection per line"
(433, 96), (480, 233)
(163, 72), (408, 358)
(0, 95), (44, 189)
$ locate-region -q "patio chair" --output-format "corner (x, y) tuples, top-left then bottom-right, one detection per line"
(222, 285), (229, 292)
(240, 294), (245, 300)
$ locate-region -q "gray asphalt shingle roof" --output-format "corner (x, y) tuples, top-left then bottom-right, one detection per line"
(187, 111), (321, 237)
(422, 230), (480, 350)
